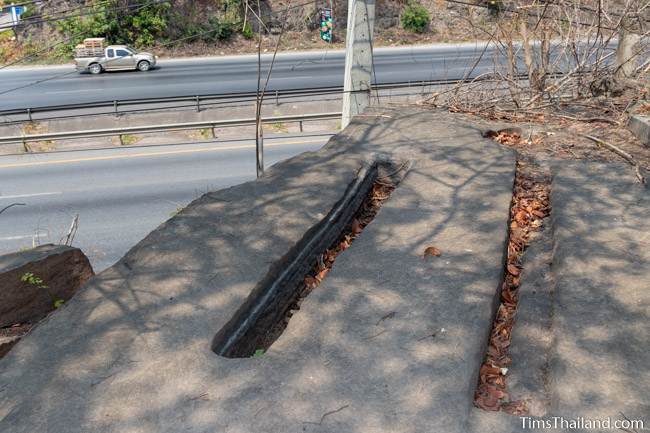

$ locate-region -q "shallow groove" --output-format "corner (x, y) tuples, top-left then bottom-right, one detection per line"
(474, 158), (552, 414)
(212, 161), (405, 358)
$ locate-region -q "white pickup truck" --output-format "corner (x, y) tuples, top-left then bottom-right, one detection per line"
(74, 42), (157, 75)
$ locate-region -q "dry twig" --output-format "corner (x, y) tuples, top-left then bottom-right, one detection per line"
(580, 133), (647, 184)
(61, 214), (79, 246)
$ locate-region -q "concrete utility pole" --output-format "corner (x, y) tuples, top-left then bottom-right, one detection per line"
(341, 0), (375, 129)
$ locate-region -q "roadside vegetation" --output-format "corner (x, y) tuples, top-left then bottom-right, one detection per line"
(4, 0), (648, 66)
(56, 1), (172, 49)
(3, 0), (493, 63)
(401, 1), (430, 33)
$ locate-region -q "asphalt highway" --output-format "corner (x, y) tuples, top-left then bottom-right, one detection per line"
(0, 43), (512, 110)
(0, 133), (332, 271)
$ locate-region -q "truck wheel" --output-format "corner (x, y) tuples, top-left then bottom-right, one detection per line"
(137, 61), (151, 72)
(88, 63), (103, 75)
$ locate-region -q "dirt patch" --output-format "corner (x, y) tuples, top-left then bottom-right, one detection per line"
(0, 245), (94, 358)
(474, 158), (551, 414)
(441, 98), (650, 176)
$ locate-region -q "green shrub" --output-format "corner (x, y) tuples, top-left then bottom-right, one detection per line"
(181, 17), (233, 43)
(487, 0), (503, 16)
(0, 29), (14, 59)
(241, 21), (254, 39)
(20, 272), (48, 289)
(54, 0), (257, 51)
(57, 0), (171, 52)
(182, 22), (206, 41)
(207, 16), (234, 41)
(222, 0), (244, 23)
(401, 1), (429, 33)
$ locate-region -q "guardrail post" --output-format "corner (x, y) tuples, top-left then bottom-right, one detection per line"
(275, 90), (279, 106)
(114, 100), (118, 117)
(27, 108), (32, 122)
(211, 126), (216, 139)
(299, 120), (303, 132)
(196, 96), (201, 112)
(118, 134), (124, 146)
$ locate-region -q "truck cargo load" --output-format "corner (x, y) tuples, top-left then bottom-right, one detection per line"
(74, 38), (105, 58)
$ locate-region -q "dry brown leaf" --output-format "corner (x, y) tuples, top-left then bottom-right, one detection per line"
(304, 276), (319, 288)
(502, 288), (517, 305)
(480, 365), (502, 382)
(490, 387), (508, 400)
(531, 209), (546, 218)
(315, 268), (329, 282)
(501, 400), (528, 415)
(475, 393), (500, 411)
(423, 246), (442, 258)
(638, 103), (650, 114)
(507, 264), (520, 276)
(514, 210), (528, 224)
(351, 219), (363, 235)
(530, 219), (542, 228)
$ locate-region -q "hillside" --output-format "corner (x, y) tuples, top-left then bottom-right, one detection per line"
(2, 0), (642, 64)
(1, 0), (491, 63)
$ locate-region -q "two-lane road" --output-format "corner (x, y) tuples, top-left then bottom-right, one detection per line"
(0, 43), (512, 110)
(0, 133), (332, 270)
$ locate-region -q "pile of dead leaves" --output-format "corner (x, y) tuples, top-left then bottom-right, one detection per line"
(474, 161), (550, 415)
(484, 128), (545, 148)
(637, 103), (650, 115)
(493, 130), (524, 146)
(304, 181), (395, 290)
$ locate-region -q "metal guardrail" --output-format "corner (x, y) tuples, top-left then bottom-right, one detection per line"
(0, 112), (342, 145)
(0, 73), (578, 125)
(0, 78), (478, 124)
(0, 86), (342, 118)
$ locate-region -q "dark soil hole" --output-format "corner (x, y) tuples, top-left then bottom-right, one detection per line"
(474, 158), (551, 415)
(212, 162), (406, 359)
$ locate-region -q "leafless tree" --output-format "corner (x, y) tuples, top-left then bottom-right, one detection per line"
(248, 0), (289, 178)
(425, 0), (649, 117)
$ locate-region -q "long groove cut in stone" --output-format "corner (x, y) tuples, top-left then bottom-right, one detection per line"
(474, 159), (551, 413)
(212, 162), (404, 358)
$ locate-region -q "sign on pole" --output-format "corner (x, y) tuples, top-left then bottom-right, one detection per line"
(9, 4), (26, 26)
